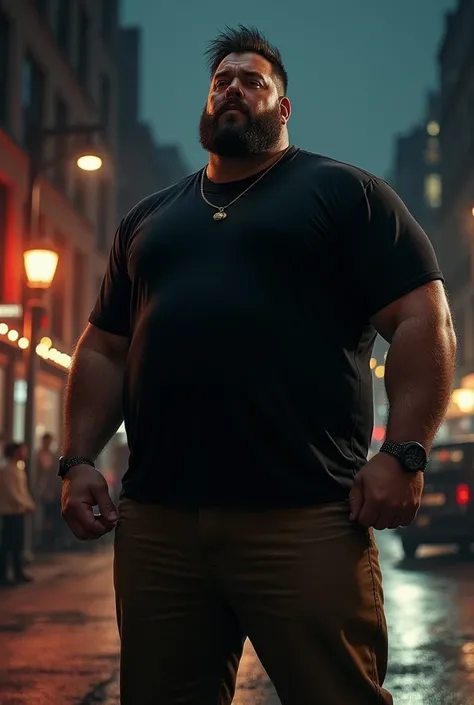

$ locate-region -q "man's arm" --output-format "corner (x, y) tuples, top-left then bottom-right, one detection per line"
(63, 323), (129, 458)
(373, 279), (456, 450)
(61, 324), (129, 540)
(349, 280), (456, 529)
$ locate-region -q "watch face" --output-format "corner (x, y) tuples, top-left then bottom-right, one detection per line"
(403, 442), (426, 471)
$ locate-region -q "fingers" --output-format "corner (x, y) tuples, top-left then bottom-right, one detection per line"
(62, 500), (115, 541)
(349, 479), (364, 522)
(356, 501), (419, 529)
(93, 486), (119, 523)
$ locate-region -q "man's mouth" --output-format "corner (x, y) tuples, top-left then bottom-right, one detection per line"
(218, 104), (247, 117)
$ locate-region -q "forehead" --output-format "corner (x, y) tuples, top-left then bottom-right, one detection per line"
(214, 52), (274, 78)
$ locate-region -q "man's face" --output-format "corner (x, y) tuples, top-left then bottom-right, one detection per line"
(199, 52), (289, 157)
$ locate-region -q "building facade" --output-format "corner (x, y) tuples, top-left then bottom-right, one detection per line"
(391, 92), (442, 243)
(0, 0), (119, 448)
(435, 0), (474, 433)
(437, 0), (474, 383)
(117, 26), (189, 220)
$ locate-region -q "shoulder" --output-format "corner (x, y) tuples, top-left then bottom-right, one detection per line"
(296, 149), (378, 192)
(119, 171), (200, 242)
(295, 150), (402, 218)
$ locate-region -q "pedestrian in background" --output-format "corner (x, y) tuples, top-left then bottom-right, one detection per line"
(0, 442), (35, 587)
(37, 432), (60, 550)
(60, 26), (456, 705)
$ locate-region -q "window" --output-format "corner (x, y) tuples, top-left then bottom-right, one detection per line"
(77, 5), (89, 88)
(56, 0), (72, 57)
(99, 73), (111, 134)
(0, 10), (11, 128)
(52, 95), (69, 190)
(34, 385), (61, 446)
(72, 250), (86, 342)
(96, 179), (109, 251)
(426, 121), (440, 137)
(50, 233), (65, 341)
(0, 183), (8, 300)
(424, 173), (442, 208)
(22, 53), (45, 150)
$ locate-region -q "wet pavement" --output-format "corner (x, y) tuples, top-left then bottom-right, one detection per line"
(2, 533), (474, 703)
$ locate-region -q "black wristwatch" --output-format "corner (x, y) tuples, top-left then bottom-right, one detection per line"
(58, 455), (95, 479)
(379, 441), (428, 473)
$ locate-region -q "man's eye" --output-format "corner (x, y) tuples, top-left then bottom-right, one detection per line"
(249, 80), (262, 87)
(215, 81), (228, 88)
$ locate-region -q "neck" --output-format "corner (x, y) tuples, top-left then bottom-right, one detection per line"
(206, 139), (290, 183)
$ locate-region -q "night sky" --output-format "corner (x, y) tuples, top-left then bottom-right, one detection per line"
(122, 0), (456, 178)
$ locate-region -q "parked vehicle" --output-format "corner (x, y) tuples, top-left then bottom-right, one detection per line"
(397, 436), (474, 559)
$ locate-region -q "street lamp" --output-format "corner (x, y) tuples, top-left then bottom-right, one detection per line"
(22, 122), (103, 555)
(22, 242), (59, 556)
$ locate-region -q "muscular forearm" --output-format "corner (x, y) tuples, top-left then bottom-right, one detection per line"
(384, 316), (456, 449)
(63, 346), (125, 458)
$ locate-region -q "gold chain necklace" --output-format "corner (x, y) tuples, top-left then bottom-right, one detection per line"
(200, 147), (291, 222)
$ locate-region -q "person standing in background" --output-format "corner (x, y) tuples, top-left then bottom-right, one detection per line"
(0, 442), (35, 586)
(37, 432), (60, 549)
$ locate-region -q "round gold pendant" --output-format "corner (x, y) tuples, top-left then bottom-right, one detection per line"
(213, 210), (227, 221)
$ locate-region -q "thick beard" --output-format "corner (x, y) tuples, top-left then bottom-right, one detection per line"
(199, 103), (283, 157)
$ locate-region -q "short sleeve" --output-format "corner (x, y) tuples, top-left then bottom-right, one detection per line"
(89, 219), (132, 337)
(344, 178), (444, 318)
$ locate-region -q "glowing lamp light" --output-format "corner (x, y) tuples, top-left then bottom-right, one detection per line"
(40, 336), (53, 349)
(76, 154), (102, 171)
(18, 337), (29, 349)
(7, 329), (19, 342)
(370, 357), (377, 370)
(24, 247), (59, 289)
(471, 206), (474, 218)
(0, 323), (8, 335)
(374, 365), (385, 379)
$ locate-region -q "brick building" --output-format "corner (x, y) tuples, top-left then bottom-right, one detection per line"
(0, 0), (119, 447)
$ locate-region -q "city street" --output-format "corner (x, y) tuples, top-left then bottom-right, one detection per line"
(2, 533), (474, 704)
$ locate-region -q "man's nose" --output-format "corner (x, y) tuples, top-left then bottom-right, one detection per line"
(225, 82), (244, 99)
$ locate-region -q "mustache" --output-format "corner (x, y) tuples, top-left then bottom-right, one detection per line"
(214, 100), (250, 118)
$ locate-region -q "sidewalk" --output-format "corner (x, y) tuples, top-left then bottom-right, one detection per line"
(0, 544), (114, 610)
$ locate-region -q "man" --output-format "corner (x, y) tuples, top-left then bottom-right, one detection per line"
(0, 442), (35, 586)
(60, 26), (456, 705)
(37, 432), (60, 549)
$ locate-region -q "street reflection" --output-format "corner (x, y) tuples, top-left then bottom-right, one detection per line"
(378, 531), (474, 704)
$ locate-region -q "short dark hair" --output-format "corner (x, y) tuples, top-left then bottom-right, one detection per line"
(4, 442), (21, 460)
(205, 25), (288, 94)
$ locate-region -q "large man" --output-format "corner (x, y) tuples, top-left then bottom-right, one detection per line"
(60, 26), (456, 705)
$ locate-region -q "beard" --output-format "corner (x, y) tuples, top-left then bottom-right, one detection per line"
(199, 101), (283, 157)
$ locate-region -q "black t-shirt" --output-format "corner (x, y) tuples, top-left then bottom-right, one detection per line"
(90, 147), (443, 508)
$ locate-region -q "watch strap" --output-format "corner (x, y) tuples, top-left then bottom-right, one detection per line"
(380, 440), (403, 457)
(58, 455), (95, 478)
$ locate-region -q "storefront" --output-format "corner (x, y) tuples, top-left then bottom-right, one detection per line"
(0, 323), (69, 452)
(12, 367), (63, 449)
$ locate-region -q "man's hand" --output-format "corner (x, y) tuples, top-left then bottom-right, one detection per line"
(349, 452), (424, 529)
(61, 465), (118, 540)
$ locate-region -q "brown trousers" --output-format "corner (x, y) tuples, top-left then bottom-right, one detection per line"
(115, 498), (393, 705)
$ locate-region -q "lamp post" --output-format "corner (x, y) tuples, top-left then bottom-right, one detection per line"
(22, 123), (103, 555)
